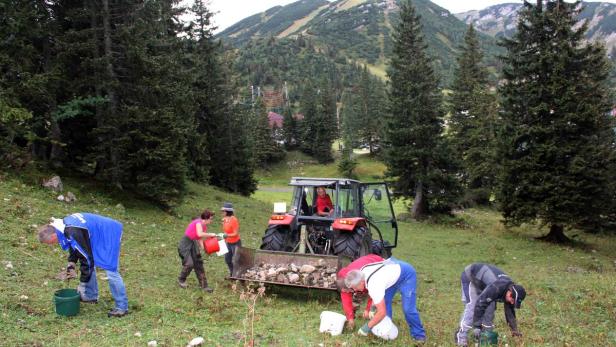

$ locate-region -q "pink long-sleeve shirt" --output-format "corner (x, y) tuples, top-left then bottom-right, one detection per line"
(338, 254), (384, 320)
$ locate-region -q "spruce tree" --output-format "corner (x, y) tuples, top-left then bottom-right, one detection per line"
(282, 106), (298, 149)
(384, 0), (460, 218)
(313, 79), (337, 163)
(252, 97), (284, 167)
(299, 81), (318, 156)
(498, 0), (616, 241)
(449, 24), (499, 205)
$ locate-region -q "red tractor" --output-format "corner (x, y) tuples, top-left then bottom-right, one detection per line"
(260, 177), (398, 260)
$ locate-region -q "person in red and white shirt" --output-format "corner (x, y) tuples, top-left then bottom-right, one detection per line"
(336, 254), (385, 329)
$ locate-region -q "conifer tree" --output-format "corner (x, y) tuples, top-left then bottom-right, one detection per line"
(384, 0), (460, 218)
(313, 79), (337, 163)
(449, 24), (499, 205)
(252, 97), (284, 167)
(282, 106), (298, 149)
(498, 0), (616, 241)
(299, 81), (318, 155)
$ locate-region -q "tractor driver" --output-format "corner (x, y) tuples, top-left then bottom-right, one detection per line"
(315, 186), (334, 216)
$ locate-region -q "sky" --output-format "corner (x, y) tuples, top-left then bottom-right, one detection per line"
(207, 0), (616, 33)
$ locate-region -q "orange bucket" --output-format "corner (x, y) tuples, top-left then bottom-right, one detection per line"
(203, 237), (220, 254)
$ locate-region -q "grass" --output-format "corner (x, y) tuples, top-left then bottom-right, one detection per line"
(1, 167), (615, 346)
(256, 151), (387, 187)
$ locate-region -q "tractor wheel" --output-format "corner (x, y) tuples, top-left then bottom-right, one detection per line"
(260, 225), (292, 251)
(334, 226), (372, 260)
(371, 240), (392, 259)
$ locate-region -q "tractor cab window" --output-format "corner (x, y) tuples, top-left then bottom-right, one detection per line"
(291, 187), (315, 216)
(337, 185), (360, 217)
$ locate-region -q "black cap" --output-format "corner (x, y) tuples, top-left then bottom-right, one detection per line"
(511, 284), (526, 309)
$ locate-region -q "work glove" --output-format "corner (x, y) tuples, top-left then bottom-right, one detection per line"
(472, 328), (482, 341)
(512, 330), (523, 337)
(217, 233), (228, 240)
(358, 323), (371, 336)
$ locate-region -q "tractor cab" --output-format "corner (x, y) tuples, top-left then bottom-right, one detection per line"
(262, 177), (398, 260)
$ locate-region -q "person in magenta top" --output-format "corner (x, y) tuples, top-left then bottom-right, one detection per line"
(177, 209), (217, 292)
(316, 186), (334, 216)
(337, 254), (385, 329)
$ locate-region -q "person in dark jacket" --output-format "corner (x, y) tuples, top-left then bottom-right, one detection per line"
(455, 263), (526, 346)
(38, 213), (128, 317)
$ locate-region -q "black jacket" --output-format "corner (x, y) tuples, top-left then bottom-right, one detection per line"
(466, 263), (518, 332)
(65, 226), (94, 283)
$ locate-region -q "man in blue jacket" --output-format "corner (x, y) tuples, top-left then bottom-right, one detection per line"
(39, 213), (128, 317)
(455, 263), (526, 346)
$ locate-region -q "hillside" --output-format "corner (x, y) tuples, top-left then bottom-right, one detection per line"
(1, 166), (616, 345)
(219, 0), (503, 85)
(456, 2), (616, 54)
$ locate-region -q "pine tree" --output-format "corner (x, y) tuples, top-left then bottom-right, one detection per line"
(252, 97), (284, 167)
(282, 106), (298, 149)
(299, 81), (318, 155)
(384, 0), (460, 218)
(498, 0), (616, 241)
(313, 79), (337, 163)
(205, 51), (257, 196)
(449, 24), (499, 205)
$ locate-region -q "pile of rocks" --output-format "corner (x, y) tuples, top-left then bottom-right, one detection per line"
(240, 260), (338, 289)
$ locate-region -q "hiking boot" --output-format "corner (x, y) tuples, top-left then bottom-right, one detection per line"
(107, 309), (128, 318)
(80, 298), (98, 304)
(178, 280), (188, 289)
(201, 286), (213, 293)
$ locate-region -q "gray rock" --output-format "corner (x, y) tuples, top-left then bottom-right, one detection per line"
(300, 264), (316, 273)
(42, 176), (63, 192)
(65, 191), (77, 202)
(288, 273), (300, 283)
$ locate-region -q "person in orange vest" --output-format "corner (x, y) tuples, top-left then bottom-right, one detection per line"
(221, 202), (240, 276)
(336, 254), (385, 329)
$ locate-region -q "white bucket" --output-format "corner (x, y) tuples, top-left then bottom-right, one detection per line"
(319, 311), (346, 336)
(216, 240), (228, 256)
(372, 316), (398, 340)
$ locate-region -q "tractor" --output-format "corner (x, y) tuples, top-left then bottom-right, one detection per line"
(259, 177), (399, 260)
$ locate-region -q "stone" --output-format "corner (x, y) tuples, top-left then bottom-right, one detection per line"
(57, 195), (65, 201)
(300, 264), (316, 273)
(147, 341), (157, 347)
(65, 191), (77, 202)
(187, 336), (204, 346)
(42, 176), (63, 192)
(288, 273), (300, 283)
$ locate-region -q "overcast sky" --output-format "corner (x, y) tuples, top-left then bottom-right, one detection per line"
(206, 0), (616, 33)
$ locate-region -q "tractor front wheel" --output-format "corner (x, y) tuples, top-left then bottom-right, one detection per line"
(333, 226), (372, 260)
(260, 225), (292, 251)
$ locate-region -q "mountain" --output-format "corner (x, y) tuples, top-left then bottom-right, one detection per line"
(218, 0), (503, 85)
(456, 2), (616, 54)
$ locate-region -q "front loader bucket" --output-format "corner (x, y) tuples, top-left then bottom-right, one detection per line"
(229, 247), (350, 291)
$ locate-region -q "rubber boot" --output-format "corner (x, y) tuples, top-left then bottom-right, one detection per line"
(178, 265), (192, 288)
(196, 268), (213, 293)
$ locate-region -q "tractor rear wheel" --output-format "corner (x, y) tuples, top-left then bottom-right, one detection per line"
(260, 225), (292, 251)
(334, 226), (372, 260)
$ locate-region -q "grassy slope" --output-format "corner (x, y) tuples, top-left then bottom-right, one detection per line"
(1, 164), (615, 346)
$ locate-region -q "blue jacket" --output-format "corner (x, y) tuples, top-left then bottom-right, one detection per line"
(59, 213), (123, 272)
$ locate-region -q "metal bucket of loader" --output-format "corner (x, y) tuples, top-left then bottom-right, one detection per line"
(229, 247), (351, 290)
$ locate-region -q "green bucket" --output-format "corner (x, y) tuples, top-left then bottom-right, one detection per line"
(479, 330), (498, 346)
(54, 289), (81, 317)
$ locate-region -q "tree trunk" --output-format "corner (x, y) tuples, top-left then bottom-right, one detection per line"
(537, 224), (571, 243)
(411, 180), (428, 219)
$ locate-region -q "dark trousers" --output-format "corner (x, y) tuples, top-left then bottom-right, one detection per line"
(178, 236), (208, 288)
(225, 240), (241, 276)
